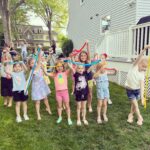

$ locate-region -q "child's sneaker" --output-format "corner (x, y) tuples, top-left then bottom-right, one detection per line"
(56, 117), (62, 124)
(108, 99), (112, 104)
(16, 116), (22, 123)
(127, 113), (133, 123)
(23, 114), (29, 121)
(77, 120), (81, 126)
(68, 119), (73, 125)
(83, 120), (88, 125)
(97, 117), (102, 124)
(103, 115), (108, 122)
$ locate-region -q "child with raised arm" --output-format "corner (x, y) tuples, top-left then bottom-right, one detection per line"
(125, 45), (150, 126)
(1, 47), (13, 107)
(42, 61), (73, 125)
(78, 42), (93, 112)
(68, 63), (89, 126)
(5, 62), (29, 122)
(28, 50), (51, 120)
(92, 63), (116, 124)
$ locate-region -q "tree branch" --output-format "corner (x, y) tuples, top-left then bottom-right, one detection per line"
(10, 0), (25, 14)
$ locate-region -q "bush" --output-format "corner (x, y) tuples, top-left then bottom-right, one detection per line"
(61, 39), (74, 57)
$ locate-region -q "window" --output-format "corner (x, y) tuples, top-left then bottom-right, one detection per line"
(80, 0), (85, 6)
(101, 15), (111, 33)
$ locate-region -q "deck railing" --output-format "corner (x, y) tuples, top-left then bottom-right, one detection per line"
(96, 22), (150, 59)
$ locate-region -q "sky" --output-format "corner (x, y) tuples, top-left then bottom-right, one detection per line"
(28, 12), (48, 30)
(28, 12), (67, 35)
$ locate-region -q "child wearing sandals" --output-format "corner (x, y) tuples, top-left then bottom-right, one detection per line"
(93, 63), (116, 124)
(1, 47), (13, 107)
(125, 45), (150, 126)
(5, 62), (29, 122)
(69, 64), (89, 126)
(28, 52), (51, 120)
(42, 61), (72, 125)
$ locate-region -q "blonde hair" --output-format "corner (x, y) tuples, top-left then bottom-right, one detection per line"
(54, 60), (66, 73)
(93, 63), (105, 78)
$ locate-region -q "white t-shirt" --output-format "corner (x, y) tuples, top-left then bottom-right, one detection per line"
(11, 71), (26, 91)
(21, 44), (27, 54)
(125, 65), (145, 89)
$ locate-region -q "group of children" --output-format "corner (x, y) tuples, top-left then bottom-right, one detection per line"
(1, 44), (150, 126)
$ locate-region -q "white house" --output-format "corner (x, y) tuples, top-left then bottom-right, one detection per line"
(67, 0), (150, 88)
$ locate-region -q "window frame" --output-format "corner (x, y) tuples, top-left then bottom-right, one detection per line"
(80, 0), (85, 6)
(100, 14), (111, 34)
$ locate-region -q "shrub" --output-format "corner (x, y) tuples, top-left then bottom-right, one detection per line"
(61, 39), (73, 57)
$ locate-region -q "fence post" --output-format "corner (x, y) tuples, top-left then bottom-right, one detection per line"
(128, 25), (134, 61)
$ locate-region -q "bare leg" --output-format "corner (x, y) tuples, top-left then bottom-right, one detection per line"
(44, 97), (52, 114)
(22, 101), (27, 116)
(35, 101), (41, 120)
(132, 100), (143, 125)
(15, 102), (21, 117)
(64, 101), (71, 120)
(97, 100), (102, 123)
(88, 88), (93, 112)
(3, 96), (8, 106)
(22, 101), (29, 120)
(77, 102), (81, 125)
(56, 100), (62, 123)
(103, 99), (108, 122)
(8, 96), (13, 107)
(82, 101), (88, 125)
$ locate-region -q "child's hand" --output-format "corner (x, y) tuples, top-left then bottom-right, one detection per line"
(144, 45), (150, 50)
(141, 98), (145, 106)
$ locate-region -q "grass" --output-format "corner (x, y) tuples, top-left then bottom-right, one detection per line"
(0, 79), (150, 150)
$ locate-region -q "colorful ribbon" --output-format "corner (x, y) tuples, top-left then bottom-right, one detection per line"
(64, 59), (101, 67)
(70, 42), (87, 56)
(4, 61), (23, 65)
(24, 48), (41, 95)
(143, 56), (150, 109)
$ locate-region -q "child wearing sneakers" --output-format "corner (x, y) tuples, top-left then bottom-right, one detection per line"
(42, 61), (73, 125)
(93, 63), (117, 124)
(125, 45), (150, 126)
(5, 62), (29, 122)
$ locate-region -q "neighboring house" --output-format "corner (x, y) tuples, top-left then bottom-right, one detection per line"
(13, 25), (57, 47)
(68, 0), (150, 89)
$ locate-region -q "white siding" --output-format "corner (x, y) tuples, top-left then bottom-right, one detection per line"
(136, 0), (150, 23)
(68, 0), (136, 54)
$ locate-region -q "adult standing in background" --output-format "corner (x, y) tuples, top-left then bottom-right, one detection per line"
(21, 41), (28, 63)
(51, 40), (56, 54)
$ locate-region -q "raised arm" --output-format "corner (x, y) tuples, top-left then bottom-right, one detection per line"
(67, 62), (75, 74)
(133, 45), (150, 66)
(22, 62), (28, 72)
(140, 80), (145, 105)
(106, 68), (117, 75)
(86, 40), (91, 62)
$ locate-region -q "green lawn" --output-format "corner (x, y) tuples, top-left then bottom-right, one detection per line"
(0, 80), (150, 150)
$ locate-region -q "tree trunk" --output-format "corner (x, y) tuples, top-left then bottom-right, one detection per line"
(2, 11), (12, 44)
(0, 0), (12, 45)
(47, 20), (52, 46)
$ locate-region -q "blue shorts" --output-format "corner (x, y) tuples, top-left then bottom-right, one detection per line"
(126, 89), (140, 100)
(97, 87), (110, 100)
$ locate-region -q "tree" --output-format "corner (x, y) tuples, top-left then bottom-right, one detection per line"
(0, 0), (25, 44)
(27, 0), (68, 46)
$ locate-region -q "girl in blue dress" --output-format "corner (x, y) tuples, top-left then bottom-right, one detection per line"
(93, 63), (117, 124)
